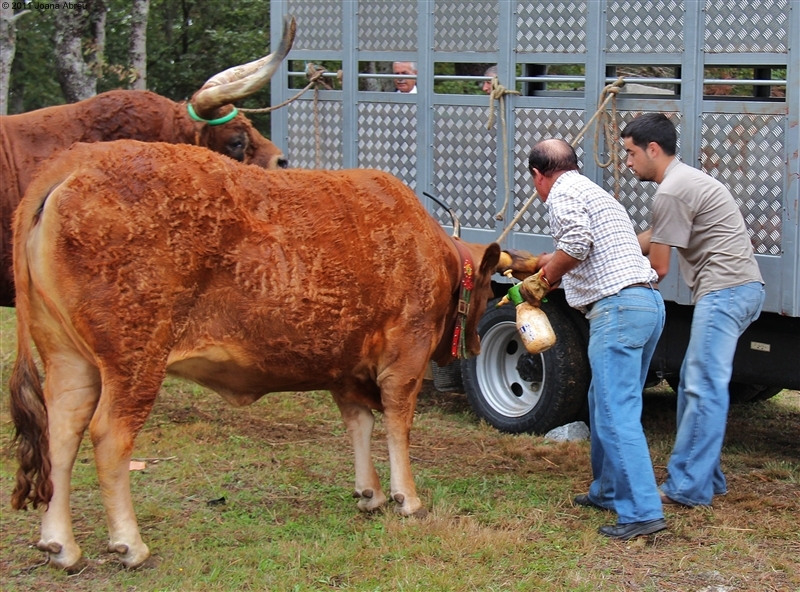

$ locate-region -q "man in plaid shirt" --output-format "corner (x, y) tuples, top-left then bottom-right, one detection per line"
(519, 138), (666, 540)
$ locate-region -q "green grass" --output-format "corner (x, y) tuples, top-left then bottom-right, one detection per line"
(1, 306), (798, 591)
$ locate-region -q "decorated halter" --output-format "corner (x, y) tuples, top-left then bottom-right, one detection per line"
(187, 103), (239, 126)
(450, 249), (475, 359)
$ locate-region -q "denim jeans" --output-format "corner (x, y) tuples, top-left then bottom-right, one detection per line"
(585, 286), (666, 524)
(661, 282), (765, 506)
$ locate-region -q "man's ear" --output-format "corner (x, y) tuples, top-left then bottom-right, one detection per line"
(646, 141), (661, 158)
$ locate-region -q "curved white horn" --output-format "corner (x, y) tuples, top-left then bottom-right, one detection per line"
(191, 15), (296, 118)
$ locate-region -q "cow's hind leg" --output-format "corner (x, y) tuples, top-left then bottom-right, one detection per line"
(89, 366), (165, 568)
(38, 354), (101, 570)
(331, 389), (388, 512)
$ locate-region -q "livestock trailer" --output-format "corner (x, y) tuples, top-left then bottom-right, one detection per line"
(270, 0), (799, 433)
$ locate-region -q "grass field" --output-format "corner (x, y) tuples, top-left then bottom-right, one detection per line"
(0, 306), (798, 591)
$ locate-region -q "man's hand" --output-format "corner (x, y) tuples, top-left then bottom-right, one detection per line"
(519, 270), (552, 306)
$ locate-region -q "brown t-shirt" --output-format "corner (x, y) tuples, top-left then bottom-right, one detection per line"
(651, 159), (763, 303)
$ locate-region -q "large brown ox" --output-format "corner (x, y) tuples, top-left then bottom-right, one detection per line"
(0, 16), (296, 308)
(10, 139), (527, 570)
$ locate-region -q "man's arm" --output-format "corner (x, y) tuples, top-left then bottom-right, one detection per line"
(540, 249), (581, 285)
(637, 228), (652, 255)
(518, 249), (581, 306)
(637, 228), (671, 279)
(648, 242), (671, 280)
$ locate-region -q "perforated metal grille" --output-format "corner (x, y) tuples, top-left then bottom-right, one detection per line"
(606, 112), (683, 232)
(701, 114), (783, 255)
(513, 109), (586, 235)
(607, 0), (684, 53)
(432, 106), (497, 229)
(435, 2), (498, 52)
(704, 0), (789, 53)
(287, 1), (342, 51)
(517, 1), (587, 54)
(357, 103), (417, 190)
(360, 1), (418, 51)
(286, 100), (343, 170)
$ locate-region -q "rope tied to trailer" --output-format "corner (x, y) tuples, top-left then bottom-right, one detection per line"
(241, 63), (333, 169)
(486, 76), (521, 221)
(496, 76), (626, 245)
(593, 80), (623, 201)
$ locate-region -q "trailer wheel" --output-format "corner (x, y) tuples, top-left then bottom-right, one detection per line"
(462, 297), (590, 434)
(728, 383), (783, 404)
(666, 378), (783, 404)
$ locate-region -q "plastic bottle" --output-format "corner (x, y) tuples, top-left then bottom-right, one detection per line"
(498, 283), (557, 354)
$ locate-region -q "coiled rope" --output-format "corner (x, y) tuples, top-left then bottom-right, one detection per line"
(486, 76), (521, 221)
(593, 81), (623, 201)
(496, 76), (625, 245)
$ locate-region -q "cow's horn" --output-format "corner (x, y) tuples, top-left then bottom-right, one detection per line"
(422, 191), (461, 238)
(191, 15), (296, 118)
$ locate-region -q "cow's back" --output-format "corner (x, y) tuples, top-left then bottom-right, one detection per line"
(18, 141), (456, 396)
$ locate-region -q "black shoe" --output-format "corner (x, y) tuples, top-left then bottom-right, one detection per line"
(573, 494), (607, 511)
(599, 518), (667, 540)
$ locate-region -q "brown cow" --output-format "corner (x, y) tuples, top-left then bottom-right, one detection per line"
(0, 16), (296, 308)
(10, 139), (527, 570)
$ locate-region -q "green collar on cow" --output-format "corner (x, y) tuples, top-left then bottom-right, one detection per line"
(187, 104), (239, 126)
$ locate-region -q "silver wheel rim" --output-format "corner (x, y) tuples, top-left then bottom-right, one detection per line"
(475, 319), (544, 417)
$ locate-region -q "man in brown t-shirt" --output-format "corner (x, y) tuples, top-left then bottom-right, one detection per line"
(622, 113), (764, 507)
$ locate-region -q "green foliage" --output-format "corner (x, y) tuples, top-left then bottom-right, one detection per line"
(145, 0), (271, 101)
(142, 0), (274, 135)
(8, 10), (61, 111)
(7, 0), (276, 135)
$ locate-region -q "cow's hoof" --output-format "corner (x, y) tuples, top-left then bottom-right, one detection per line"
(392, 493), (424, 517)
(355, 488), (387, 512)
(109, 541), (150, 569)
(37, 539), (82, 571)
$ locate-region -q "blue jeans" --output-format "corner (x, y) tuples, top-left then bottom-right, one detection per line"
(585, 286), (666, 524)
(661, 282), (765, 506)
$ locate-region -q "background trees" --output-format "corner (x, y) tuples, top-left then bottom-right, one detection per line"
(4, 0), (275, 133)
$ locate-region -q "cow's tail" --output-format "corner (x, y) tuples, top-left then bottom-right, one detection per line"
(9, 182), (53, 511)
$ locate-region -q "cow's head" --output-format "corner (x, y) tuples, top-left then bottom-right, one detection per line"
(463, 242), (502, 356)
(187, 16), (296, 169)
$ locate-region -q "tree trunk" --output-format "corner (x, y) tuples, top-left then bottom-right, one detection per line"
(360, 61), (394, 92)
(0, 7), (29, 115)
(54, 1), (106, 102)
(129, 0), (149, 90)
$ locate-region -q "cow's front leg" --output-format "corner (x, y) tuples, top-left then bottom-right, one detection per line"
(332, 393), (387, 512)
(39, 356), (101, 570)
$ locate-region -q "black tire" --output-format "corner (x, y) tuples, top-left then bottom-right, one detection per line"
(666, 378), (783, 405)
(729, 382), (784, 404)
(462, 297), (590, 434)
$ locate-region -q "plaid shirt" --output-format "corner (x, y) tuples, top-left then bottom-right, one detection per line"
(547, 171), (658, 309)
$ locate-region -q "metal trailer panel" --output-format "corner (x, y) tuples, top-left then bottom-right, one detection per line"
(271, 0), (798, 317)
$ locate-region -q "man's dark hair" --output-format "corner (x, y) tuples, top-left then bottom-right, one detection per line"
(528, 139), (579, 176)
(621, 113), (677, 156)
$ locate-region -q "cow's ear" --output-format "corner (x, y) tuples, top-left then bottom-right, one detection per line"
(479, 243), (501, 275)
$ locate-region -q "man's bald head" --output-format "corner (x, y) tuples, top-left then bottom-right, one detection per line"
(528, 139), (579, 177)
